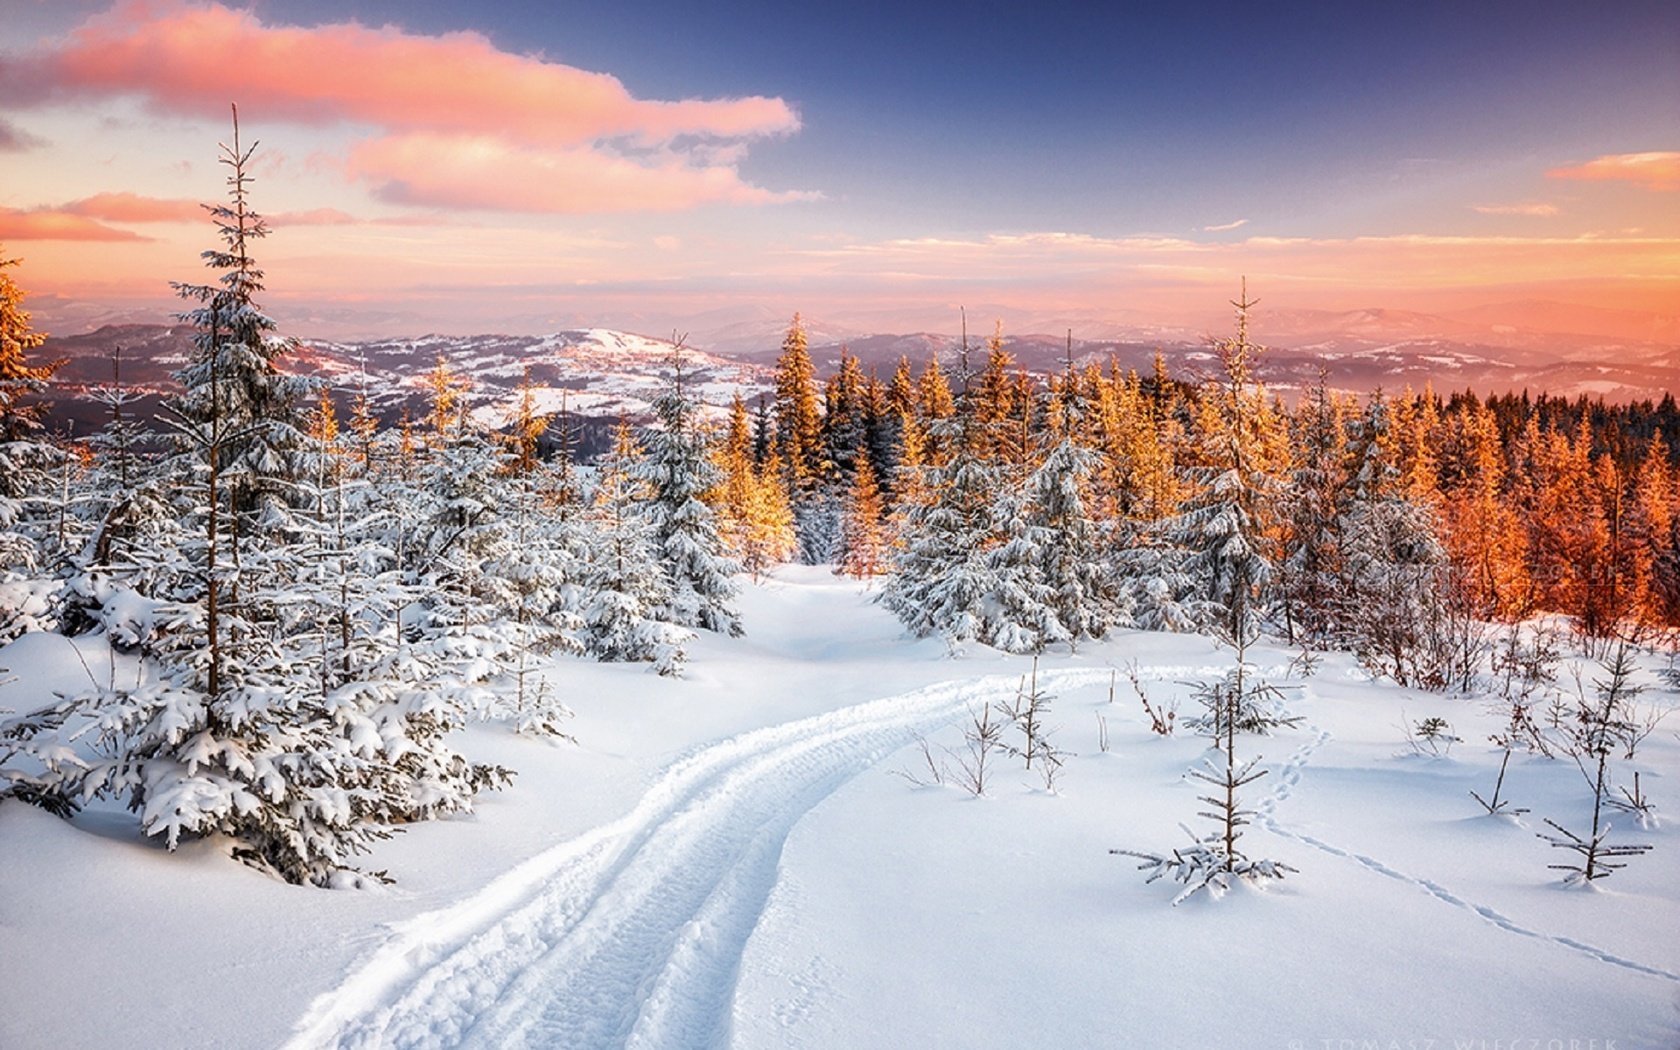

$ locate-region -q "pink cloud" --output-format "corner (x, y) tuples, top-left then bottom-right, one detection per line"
(348, 133), (819, 214)
(13, 3), (799, 147)
(1470, 202), (1560, 217)
(270, 207), (359, 227)
(1547, 151), (1680, 191)
(0, 206), (149, 241)
(0, 117), (46, 151)
(61, 191), (202, 222)
(1201, 218), (1249, 232)
(3, 3), (813, 215)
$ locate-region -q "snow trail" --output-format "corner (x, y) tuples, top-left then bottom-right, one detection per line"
(287, 668), (1112, 1050)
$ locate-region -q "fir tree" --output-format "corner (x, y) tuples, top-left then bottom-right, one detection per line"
(637, 352), (742, 635)
(0, 245), (66, 637)
(584, 420), (690, 674)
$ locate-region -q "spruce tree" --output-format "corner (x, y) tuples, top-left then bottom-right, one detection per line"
(0, 244), (66, 638)
(584, 420), (690, 674)
(637, 353), (742, 635)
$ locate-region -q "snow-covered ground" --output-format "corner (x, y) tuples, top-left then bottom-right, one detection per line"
(3, 568), (1678, 1049)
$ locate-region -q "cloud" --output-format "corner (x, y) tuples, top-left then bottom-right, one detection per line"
(0, 117), (46, 151)
(1201, 218), (1249, 232)
(4, 2), (812, 214)
(1547, 151), (1680, 191)
(1470, 202), (1560, 217)
(0, 206), (149, 241)
(61, 192), (203, 222)
(347, 133), (818, 214)
(784, 229), (1680, 296)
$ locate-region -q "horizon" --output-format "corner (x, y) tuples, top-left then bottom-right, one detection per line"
(3, 2), (1678, 347)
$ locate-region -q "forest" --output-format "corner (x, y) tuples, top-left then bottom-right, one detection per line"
(2, 126), (1678, 889)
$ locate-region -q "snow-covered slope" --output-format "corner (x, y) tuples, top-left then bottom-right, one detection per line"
(36, 326), (774, 436)
(2, 571), (1677, 1049)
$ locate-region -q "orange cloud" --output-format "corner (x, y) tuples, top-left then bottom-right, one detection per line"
(347, 133), (820, 213)
(0, 206), (148, 241)
(1548, 151), (1680, 191)
(3, 3), (810, 215)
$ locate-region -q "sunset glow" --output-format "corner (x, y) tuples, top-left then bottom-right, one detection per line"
(1, 1), (1676, 342)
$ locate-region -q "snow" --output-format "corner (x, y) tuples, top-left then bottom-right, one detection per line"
(3, 569), (1678, 1049)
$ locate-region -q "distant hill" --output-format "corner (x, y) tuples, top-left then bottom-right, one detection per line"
(29, 318), (1677, 442)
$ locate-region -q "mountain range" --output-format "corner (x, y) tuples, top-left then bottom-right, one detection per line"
(30, 310), (1679, 440)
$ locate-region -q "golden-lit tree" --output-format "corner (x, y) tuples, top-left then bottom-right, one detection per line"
(503, 367), (551, 476)
(1440, 399), (1527, 619)
(835, 454), (888, 580)
(425, 355), (470, 445)
(715, 394), (795, 578)
(773, 313), (825, 495)
(0, 246), (59, 442)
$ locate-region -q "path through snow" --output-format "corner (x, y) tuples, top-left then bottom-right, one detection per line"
(287, 668), (1112, 1050)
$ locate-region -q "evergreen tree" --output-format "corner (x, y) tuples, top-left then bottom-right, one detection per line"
(584, 420), (690, 674)
(715, 394), (795, 579)
(2, 110), (508, 885)
(0, 245), (66, 638)
(637, 354), (742, 635)
(1278, 373), (1350, 645)
(773, 314), (825, 491)
(1133, 283), (1286, 637)
(835, 455), (889, 580)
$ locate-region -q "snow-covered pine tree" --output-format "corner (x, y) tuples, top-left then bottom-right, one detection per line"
(637, 349), (742, 635)
(1278, 371), (1349, 647)
(1538, 640), (1654, 883)
(584, 419), (691, 674)
(1336, 392), (1451, 686)
(1137, 282), (1287, 638)
(771, 313), (834, 562)
(3, 111), (509, 884)
(169, 111), (311, 546)
(883, 317), (1061, 653)
(0, 244), (67, 639)
(1022, 352), (1115, 647)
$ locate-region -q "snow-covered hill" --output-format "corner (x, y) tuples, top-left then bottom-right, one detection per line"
(2, 570), (1676, 1049)
(38, 326), (774, 436)
(31, 317), (1677, 442)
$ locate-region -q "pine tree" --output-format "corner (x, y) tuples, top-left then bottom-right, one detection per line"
(2, 109), (508, 886)
(1024, 391), (1113, 646)
(584, 419), (690, 674)
(1134, 283), (1286, 637)
(773, 313), (825, 493)
(715, 394), (795, 578)
(0, 245), (66, 637)
(835, 455), (889, 580)
(1278, 373), (1350, 645)
(637, 353), (742, 635)
(1337, 394), (1451, 685)
(1441, 399), (1527, 620)
(0, 245), (58, 444)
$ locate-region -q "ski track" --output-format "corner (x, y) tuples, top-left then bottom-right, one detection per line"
(1253, 689), (1680, 986)
(287, 668), (1113, 1050)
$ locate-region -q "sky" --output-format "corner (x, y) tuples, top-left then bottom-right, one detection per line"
(1, 0), (1677, 343)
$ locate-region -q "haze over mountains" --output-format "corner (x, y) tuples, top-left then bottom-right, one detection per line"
(31, 297), (1679, 439)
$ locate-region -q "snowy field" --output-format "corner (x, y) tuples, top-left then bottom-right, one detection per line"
(3, 567), (1678, 1049)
